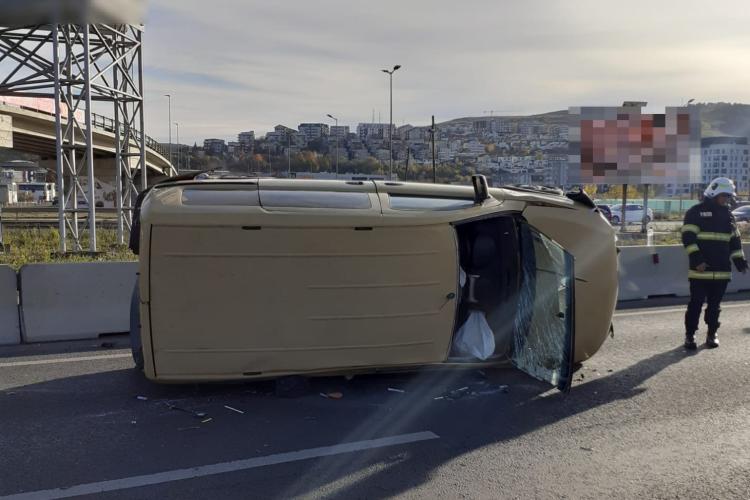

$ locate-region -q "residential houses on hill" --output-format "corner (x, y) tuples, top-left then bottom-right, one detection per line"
(188, 112), (748, 195)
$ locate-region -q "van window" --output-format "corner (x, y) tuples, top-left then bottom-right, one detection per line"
(182, 189), (260, 206)
(389, 195), (474, 211)
(260, 190), (372, 209)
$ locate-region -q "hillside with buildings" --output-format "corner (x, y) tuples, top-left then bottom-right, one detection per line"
(184, 110), (572, 186)
(695, 102), (750, 138)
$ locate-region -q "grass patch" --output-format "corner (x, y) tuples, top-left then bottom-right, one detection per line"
(0, 227), (136, 270)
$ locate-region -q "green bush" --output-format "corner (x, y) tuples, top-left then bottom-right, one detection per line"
(0, 227), (135, 270)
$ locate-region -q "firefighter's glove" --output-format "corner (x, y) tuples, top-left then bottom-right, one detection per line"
(735, 258), (749, 273)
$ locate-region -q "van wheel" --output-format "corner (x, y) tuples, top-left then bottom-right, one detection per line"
(611, 215), (620, 225)
(130, 281), (144, 371)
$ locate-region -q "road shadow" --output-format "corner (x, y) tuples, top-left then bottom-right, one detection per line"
(276, 346), (690, 499)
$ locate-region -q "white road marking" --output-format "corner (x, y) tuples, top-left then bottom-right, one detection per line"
(0, 353), (131, 368)
(614, 301), (749, 318)
(1, 431), (440, 500)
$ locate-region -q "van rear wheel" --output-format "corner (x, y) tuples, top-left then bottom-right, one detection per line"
(130, 281), (144, 371)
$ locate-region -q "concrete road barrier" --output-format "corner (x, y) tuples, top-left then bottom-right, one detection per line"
(0, 265), (20, 345)
(20, 262), (137, 342)
(6, 245), (749, 342)
(618, 243), (750, 301)
(618, 246), (689, 301)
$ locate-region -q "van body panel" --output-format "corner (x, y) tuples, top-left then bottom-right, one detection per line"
(148, 223), (459, 378)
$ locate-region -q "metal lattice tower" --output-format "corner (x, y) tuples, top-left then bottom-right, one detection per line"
(0, 3), (147, 252)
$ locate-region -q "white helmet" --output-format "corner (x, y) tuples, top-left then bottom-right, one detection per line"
(704, 177), (736, 198)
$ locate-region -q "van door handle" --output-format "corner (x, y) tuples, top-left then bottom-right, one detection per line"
(440, 292), (456, 310)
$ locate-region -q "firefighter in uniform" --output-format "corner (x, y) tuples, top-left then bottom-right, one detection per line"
(681, 177), (748, 349)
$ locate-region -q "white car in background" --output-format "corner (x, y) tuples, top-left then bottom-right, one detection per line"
(609, 204), (654, 225)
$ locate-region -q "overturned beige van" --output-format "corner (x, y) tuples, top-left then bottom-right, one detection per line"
(130, 175), (618, 391)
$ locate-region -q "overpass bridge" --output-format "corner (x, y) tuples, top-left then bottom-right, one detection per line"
(0, 98), (175, 178)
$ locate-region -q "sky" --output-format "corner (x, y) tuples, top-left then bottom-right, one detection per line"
(142, 0), (750, 144)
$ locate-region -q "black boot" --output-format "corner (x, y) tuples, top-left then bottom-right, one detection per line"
(706, 329), (720, 348)
(706, 321), (721, 349)
(684, 332), (697, 350)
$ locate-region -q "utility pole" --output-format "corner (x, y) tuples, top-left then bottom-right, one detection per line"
(267, 143), (271, 175)
(327, 114), (339, 179)
(404, 146), (410, 181)
(431, 115), (437, 183)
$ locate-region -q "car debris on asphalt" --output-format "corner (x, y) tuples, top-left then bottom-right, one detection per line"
(435, 382), (510, 401)
(165, 402), (207, 419)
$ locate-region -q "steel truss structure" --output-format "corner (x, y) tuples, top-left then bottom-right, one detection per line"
(0, 23), (147, 251)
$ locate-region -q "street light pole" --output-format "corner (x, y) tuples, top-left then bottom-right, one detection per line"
(327, 114), (339, 179)
(381, 64), (401, 180)
(174, 122), (179, 171)
(164, 94), (172, 168)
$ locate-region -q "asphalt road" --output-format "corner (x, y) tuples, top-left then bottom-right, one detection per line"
(1, 301), (749, 499)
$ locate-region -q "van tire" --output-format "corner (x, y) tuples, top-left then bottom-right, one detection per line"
(130, 281), (144, 371)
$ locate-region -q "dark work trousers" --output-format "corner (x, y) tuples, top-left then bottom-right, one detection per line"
(685, 279), (729, 334)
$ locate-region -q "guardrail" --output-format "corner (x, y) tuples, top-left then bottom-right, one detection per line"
(91, 112), (169, 157)
(1, 99), (169, 159)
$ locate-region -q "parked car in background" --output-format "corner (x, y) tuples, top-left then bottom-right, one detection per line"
(596, 204), (612, 222)
(609, 204), (654, 225)
(732, 205), (750, 222)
